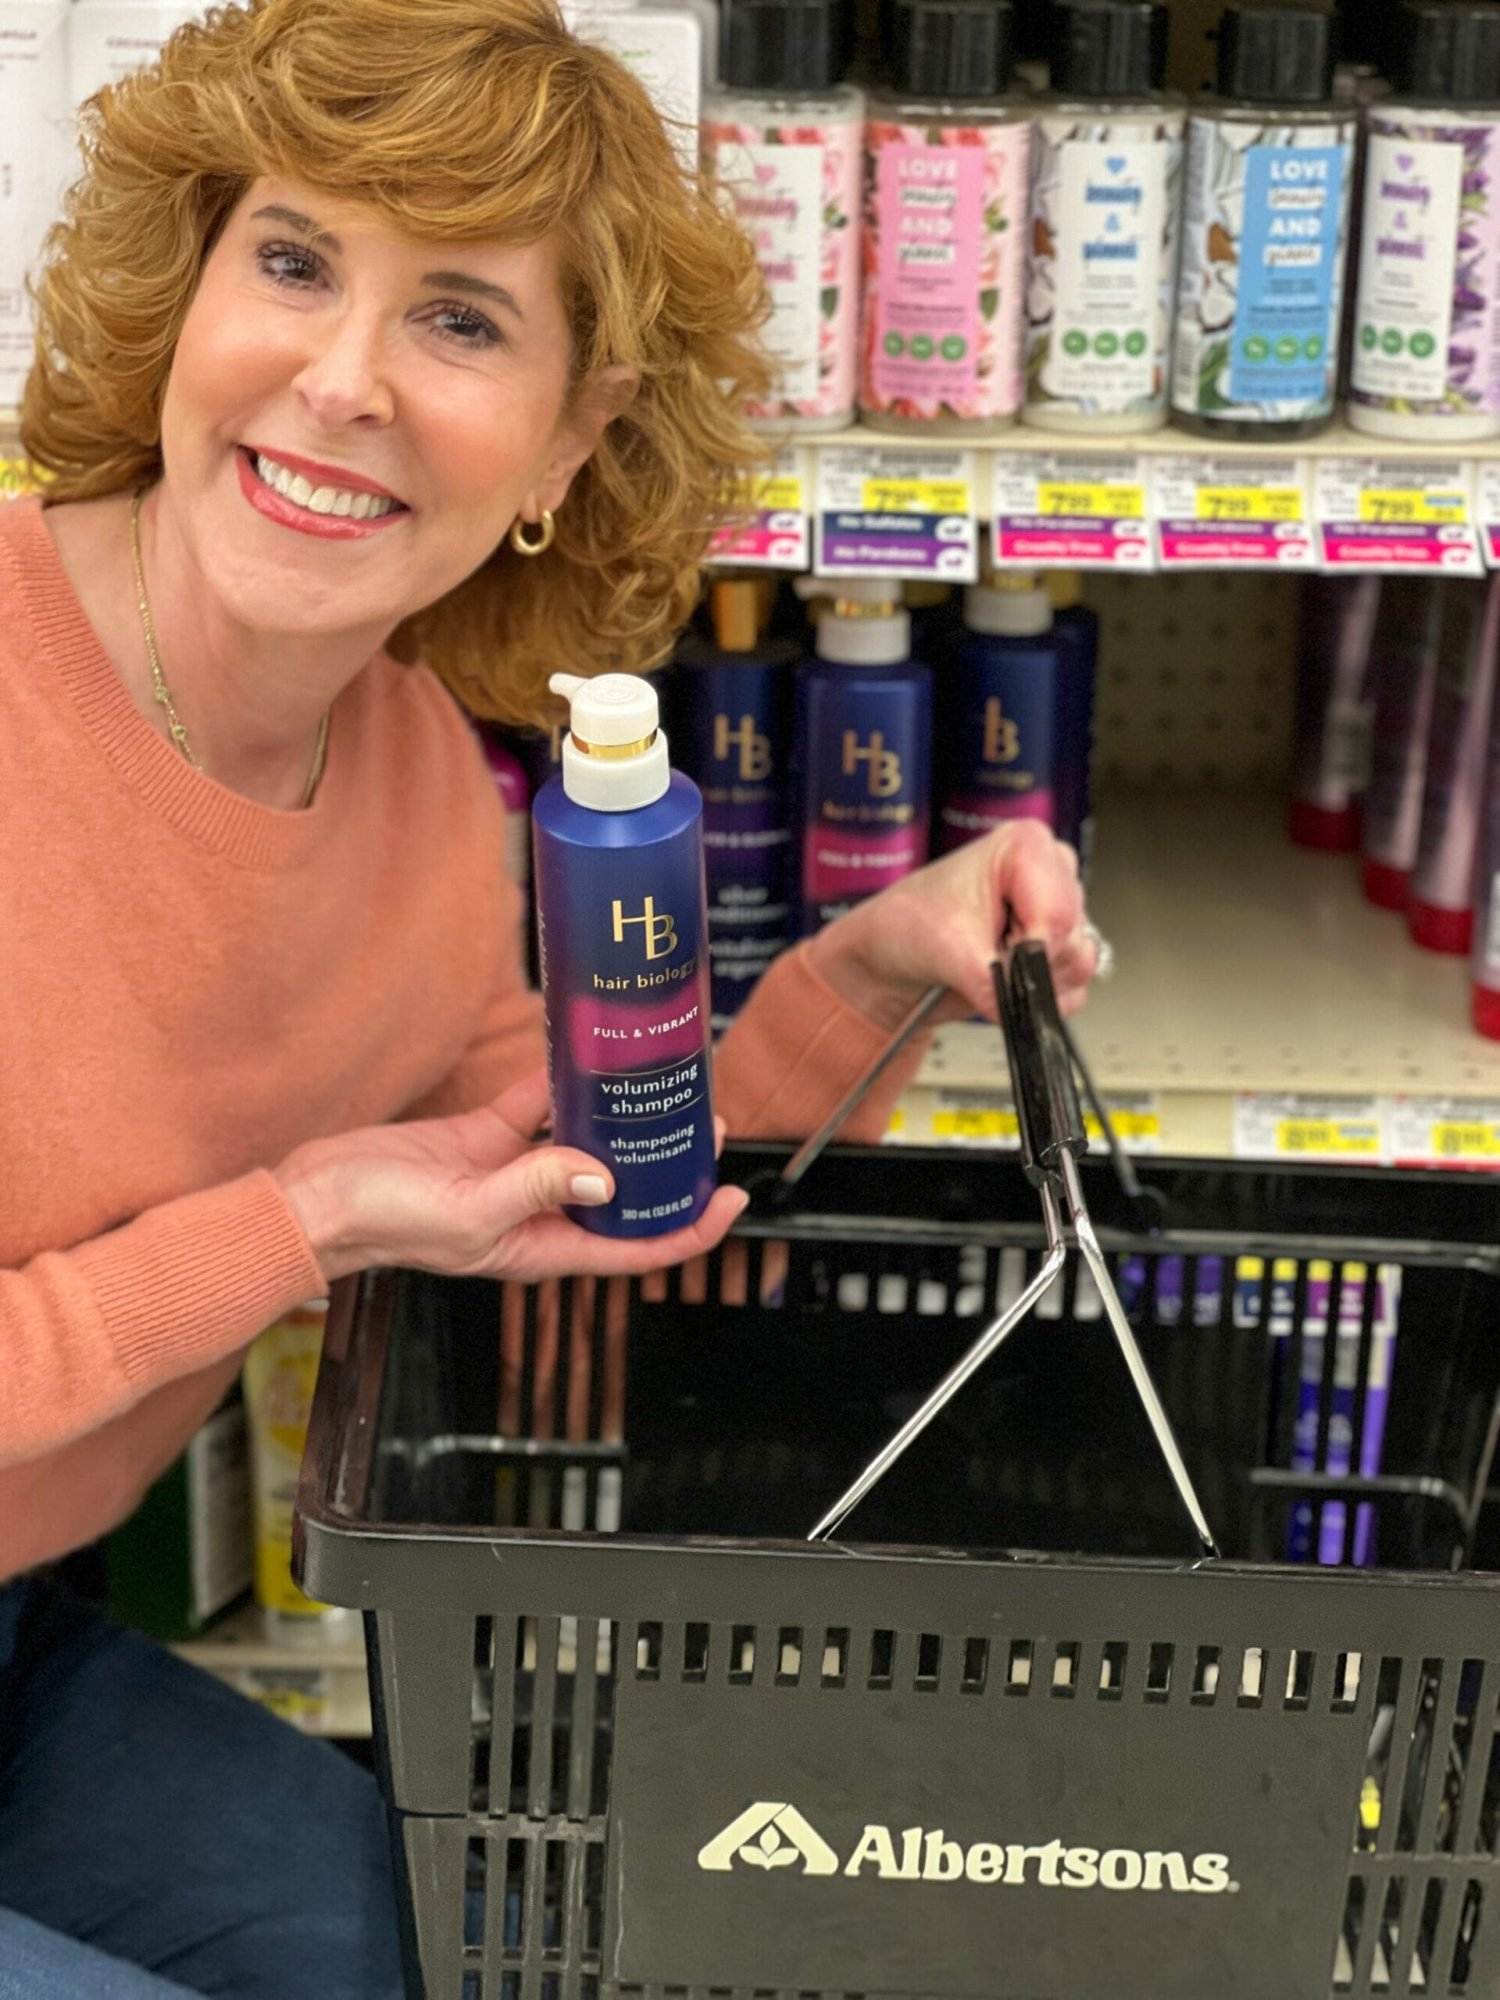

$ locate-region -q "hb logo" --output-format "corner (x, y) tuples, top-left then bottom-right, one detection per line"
(697, 1803), (840, 1876)
(982, 697), (1020, 765)
(842, 730), (902, 798)
(714, 713), (773, 782)
(611, 896), (678, 961)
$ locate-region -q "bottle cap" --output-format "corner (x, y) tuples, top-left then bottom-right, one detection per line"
(710, 579), (764, 651)
(1408, 899), (1474, 954)
(1050, 0), (1168, 97)
(796, 574), (912, 663)
(887, 0), (1014, 98)
(1472, 981), (1500, 1039)
(966, 569), (1053, 636)
(548, 671), (670, 809)
(1288, 798), (1359, 851)
(1361, 856), (1410, 911)
(1216, 4), (1337, 104)
(1396, 0), (1500, 102)
(722, 0), (848, 90)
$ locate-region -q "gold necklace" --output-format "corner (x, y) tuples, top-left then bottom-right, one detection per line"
(130, 489), (329, 809)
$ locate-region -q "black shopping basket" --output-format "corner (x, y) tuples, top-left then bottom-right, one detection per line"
(298, 954), (1500, 2000)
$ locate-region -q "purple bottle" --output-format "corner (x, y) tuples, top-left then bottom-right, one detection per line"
(1360, 576), (1443, 911)
(938, 570), (1060, 853)
(532, 673), (716, 1239)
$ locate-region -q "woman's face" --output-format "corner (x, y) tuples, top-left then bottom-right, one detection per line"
(159, 177), (607, 641)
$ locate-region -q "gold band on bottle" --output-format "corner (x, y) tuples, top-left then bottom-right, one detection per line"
(570, 731), (657, 760)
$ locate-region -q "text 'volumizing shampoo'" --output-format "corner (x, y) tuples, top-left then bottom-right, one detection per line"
(533, 672), (716, 1238)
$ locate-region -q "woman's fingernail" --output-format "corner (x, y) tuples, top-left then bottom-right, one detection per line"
(570, 1174), (610, 1205)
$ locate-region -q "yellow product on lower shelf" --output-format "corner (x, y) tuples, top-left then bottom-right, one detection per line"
(242, 1301), (334, 1621)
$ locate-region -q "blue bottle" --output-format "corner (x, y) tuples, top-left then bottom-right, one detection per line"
(1048, 572), (1100, 872)
(532, 672), (716, 1239)
(669, 579), (796, 1031)
(791, 578), (933, 937)
(938, 572), (1060, 853)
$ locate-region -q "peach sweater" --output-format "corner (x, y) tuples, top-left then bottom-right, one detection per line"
(0, 496), (911, 1582)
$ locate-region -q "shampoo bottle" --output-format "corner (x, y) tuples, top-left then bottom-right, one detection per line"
(532, 672), (716, 1238)
(1468, 687), (1500, 1035)
(1288, 574), (1380, 852)
(671, 578), (797, 1029)
(1359, 576), (1444, 910)
(1047, 570), (1100, 867)
(563, 0), (702, 174)
(860, 0), (1031, 435)
(938, 569), (1060, 850)
(1023, 0), (1184, 434)
(792, 578), (933, 934)
(1408, 576), (1500, 952)
(1170, 2), (1356, 441)
(1348, 1), (1500, 444)
(701, 0), (863, 431)
(0, 1), (70, 410)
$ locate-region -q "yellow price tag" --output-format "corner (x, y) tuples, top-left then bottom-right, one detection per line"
(1275, 1118), (1382, 1157)
(863, 475), (970, 516)
(1195, 485), (1303, 524)
(1085, 1109), (1161, 1147)
(0, 456), (41, 499)
(886, 1106), (908, 1137)
(752, 471), (803, 511)
(1037, 480), (1145, 520)
(1431, 1120), (1500, 1159)
(932, 1107), (1020, 1144)
(1358, 488), (1465, 526)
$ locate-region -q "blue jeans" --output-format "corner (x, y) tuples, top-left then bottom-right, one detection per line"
(0, 1578), (405, 1998)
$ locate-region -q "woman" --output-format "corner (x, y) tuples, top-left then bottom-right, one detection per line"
(0, 0), (1096, 1992)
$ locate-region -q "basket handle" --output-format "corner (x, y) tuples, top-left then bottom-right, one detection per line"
(996, 942), (1087, 1172)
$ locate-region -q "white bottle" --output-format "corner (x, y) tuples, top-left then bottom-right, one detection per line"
(69, 0), (199, 106)
(662, 0), (719, 86)
(563, 0), (701, 175)
(0, 0), (71, 413)
(1348, 2), (1500, 444)
(701, 0), (863, 432)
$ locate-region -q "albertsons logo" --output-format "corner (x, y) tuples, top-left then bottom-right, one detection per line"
(697, 1802), (1237, 1895)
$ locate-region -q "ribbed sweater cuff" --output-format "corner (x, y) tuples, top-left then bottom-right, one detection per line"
(74, 1169), (329, 1389)
(718, 943), (928, 1144)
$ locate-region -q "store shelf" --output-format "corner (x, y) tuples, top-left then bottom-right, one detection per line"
(174, 1602), (371, 1737)
(898, 790), (1500, 1166)
(796, 417), (1500, 463)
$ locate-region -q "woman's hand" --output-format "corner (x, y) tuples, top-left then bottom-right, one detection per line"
(805, 821), (1096, 1034)
(273, 1070), (747, 1286)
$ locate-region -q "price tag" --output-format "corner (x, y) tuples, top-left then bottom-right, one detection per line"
(1154, 457), (1316, 569)
(815, 445), (979, 581)
(1389, 1096), (1500, 1169)
(1233, 1093), (1386, 1163)
(1314, 458), (1483, 574)
(708, 446), (809, 569)
(926, 1091), (1161, 1153)
(0, 455), (39, 500)
(1475, 463), (1500, 568)
(991, 453), (1154, 570)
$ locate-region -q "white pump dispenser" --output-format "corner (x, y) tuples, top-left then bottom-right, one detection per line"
(549, 671), (669, 812)
(793, 574), (912, 665)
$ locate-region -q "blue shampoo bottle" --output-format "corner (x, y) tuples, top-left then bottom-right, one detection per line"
(1047, 571), (1100, 872)
(669, 578), (796, 1031)
(938, 571), (1060, 853)
(791, 577), (933, 937)
(532, 672), (716, 1238)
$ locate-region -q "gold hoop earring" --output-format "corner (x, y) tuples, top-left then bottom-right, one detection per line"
(509, 509), (556, 557)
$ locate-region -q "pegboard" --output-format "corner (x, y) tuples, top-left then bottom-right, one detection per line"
(1081, 570), (1300, 792)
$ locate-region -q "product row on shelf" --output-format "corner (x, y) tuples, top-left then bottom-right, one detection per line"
(8, 0), (1500, 448)
(714, 434), (1500, 578)
(478, 562), (1500, 1170)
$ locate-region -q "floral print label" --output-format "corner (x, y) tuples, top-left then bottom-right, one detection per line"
(1026, 116), (1182, 419)
(1351, 118), (1500, 420)
(861, 119), (1028, 424)
(1173, 117), (1353, 422)
(703, 116), (861, 425)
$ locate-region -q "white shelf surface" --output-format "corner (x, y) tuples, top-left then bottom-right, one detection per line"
(174, 1602), (371, 1737)
(903, 791), (1500, 1162)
